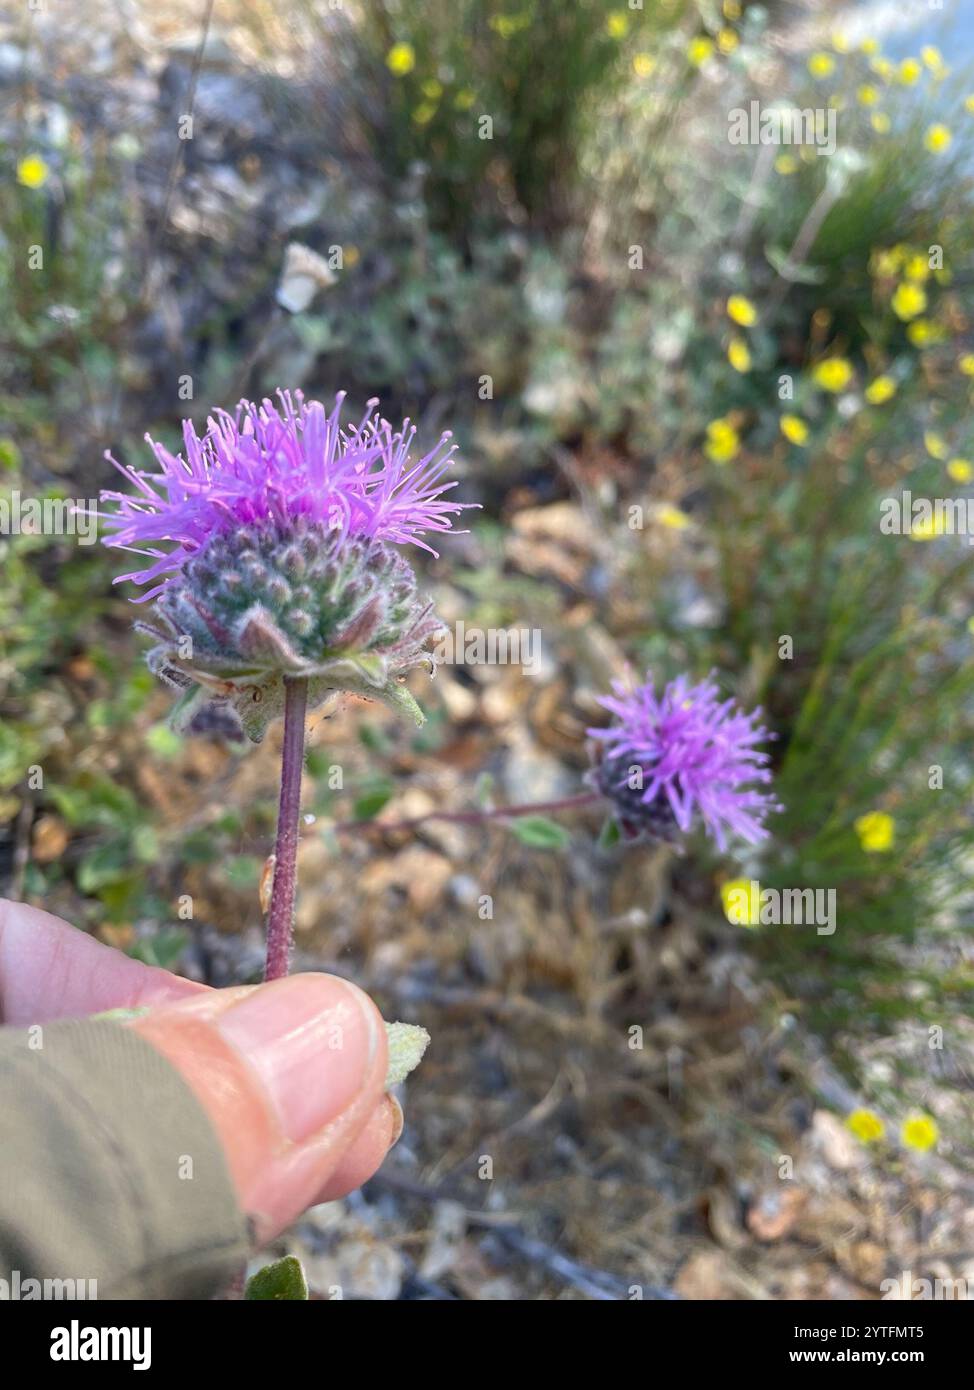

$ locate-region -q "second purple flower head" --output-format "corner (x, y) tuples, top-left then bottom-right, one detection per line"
(589, 671), (780, 851)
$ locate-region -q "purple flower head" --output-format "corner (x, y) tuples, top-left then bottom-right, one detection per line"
(99, 391), (476, 740)
(99, 390), (473, 601)
(588, 671), (780, 850)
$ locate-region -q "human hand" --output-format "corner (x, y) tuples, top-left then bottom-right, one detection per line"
(0, 898), (399, 1244)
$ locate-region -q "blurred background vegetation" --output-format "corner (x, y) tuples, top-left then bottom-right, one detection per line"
(2, 0), (974, 1298)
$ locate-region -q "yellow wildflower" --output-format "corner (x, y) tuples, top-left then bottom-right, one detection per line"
(808, 53), (835, 80)
(947, 458), (973, 484)
(726, 293), (757, 326)
(917, 45), (944, 70)
(924, 431), (948, 460)
(489, 14), (528, 38)
(898, 58), (922, 86)
(687, 36), (714, 66)
(720, 878), (761, 928)
(892, 282), (927, 321)
(871, 112), (891, 134)
(847, 1109), (885, 1144)
(775, 154), (798, 175)
(855, 811), (895, 852)
(386, 42), (415, 75)
(907, 319), (945, 348)
(16, 154), (49, 189)
(633, 53), (656, 79)
(606, 11), (629, 39)
(958, 354), (974, 376)
(924, 123), (952, 154)
(657, 503), (691, 531)
(857, 85), (879, 107)
(865, 375), (897, 405)
(717, 28), (739, 55)
(901, 1114), (939, 1152)
(780, 414), (809, 446)
(910, 513), (946, 541)
(727, 337), (751, 373)
(704, 417), (740, 464)
(812, 357), (853, 392)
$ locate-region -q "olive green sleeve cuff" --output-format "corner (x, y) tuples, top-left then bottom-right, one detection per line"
(0, 1019), (251, 1300)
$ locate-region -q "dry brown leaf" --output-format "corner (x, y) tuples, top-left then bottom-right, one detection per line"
(31, 814), (69, 863)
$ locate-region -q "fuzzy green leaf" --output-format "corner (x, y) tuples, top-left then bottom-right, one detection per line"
(384, 1021), (431, 1087)
(508, 816), (571, 850)
(244, 1255), (309, 1301)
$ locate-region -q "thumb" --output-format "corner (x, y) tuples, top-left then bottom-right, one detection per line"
(130, 974), (391, 1243)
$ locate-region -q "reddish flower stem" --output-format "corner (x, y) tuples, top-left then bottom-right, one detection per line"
(264, 677), (599, 980)
(264, 676), (309, 982)
(333, 790), (602, 838)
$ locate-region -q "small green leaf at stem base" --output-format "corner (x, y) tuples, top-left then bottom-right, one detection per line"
(597, 815), (622, 850)
(245, 1255), (309, 1300)
(384, 1021), (431, 1087)
(508, 815), (571, 850)
(353, 777), (395, 821)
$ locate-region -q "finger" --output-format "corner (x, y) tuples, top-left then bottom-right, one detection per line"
(132, 973), (389, 1243)
(0, 898), (208, 1025)
(313, 1095), (403, 1204)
